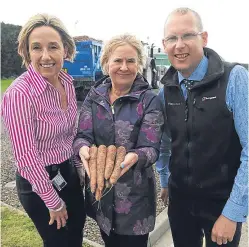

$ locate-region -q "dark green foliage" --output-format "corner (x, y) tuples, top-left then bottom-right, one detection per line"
(1, 22), (25, 78)
(240, 63), (248, 70)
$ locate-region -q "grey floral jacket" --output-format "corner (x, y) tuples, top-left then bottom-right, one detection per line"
(73, 74), (164, 235)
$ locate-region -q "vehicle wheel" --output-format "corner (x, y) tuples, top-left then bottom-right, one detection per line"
(76, 87), (89, 102)
(151, 73), (159, 89)
(144, 66), (152, 86)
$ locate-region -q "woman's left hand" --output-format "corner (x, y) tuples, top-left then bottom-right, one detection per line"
(119, 152), (138, 177)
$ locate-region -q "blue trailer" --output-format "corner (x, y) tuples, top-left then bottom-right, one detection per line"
(63, 40), (103, 101)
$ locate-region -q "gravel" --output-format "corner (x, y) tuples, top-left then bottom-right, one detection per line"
(0, 120), (165, 245)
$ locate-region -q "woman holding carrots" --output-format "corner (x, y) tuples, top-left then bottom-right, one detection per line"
(73, 34), (164, 247)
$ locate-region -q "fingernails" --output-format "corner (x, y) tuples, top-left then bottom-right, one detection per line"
(120, 163), (124, 169)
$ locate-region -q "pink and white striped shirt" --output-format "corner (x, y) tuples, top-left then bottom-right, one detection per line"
(1, 65), (77, 209)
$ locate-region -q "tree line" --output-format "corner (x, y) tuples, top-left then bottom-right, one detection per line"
(1, 22), (26, 78)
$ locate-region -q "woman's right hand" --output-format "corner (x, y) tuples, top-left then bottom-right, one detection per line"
(79, 146), (90, 178)
(49, 200), (68, 229)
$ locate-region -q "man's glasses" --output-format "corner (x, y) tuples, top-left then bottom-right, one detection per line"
(163, 32), (203, 46)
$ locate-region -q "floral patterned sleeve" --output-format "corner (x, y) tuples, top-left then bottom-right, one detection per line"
(73, 93), (94, 156)
(131, 94), (164, 170)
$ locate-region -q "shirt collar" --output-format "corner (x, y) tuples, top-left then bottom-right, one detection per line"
(178, 55), (208, 84)
(27, 64), (73, 96)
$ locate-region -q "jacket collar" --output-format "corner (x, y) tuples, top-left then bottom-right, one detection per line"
(92, 73), (151, 101)
(177, 55), (208, 83)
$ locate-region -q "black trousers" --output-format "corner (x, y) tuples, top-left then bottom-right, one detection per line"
(168, 187), (242, 247)
(16, 159), (86, 247)
(100, 230), (149, 247)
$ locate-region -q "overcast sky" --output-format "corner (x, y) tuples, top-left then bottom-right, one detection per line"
(1, 0), (248, 63)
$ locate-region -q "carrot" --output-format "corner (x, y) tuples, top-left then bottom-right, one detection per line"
(89, 145), (98, 193)
(95, 188), (102, 201)
(104, 145), (117, 180)
(110, 146), (126, 185)
(97, 145), (107, 192)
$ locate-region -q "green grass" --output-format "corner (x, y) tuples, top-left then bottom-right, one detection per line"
(1, 206), (43, 247)
(1, 206), (92, 247)
(1, 79), (14, 93)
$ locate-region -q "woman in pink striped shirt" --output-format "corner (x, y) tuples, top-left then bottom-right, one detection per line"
(1, 14), (85, 247)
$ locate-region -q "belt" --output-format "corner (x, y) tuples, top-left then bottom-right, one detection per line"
(45, 158), (71, 174)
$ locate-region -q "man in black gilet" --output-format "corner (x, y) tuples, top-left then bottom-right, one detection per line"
(156, 7), (248, 247)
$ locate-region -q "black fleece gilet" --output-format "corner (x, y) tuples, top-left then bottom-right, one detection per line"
(161, 48), (242, 199)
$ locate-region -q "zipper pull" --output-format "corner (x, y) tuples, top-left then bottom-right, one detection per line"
(111, 105), (115, 114)
(185, 104), (188, 122)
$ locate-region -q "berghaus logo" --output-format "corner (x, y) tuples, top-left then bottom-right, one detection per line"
(202, 96), (217, 101)
(168, 102), (181, 106)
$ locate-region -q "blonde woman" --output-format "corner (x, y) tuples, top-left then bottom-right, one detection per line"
(73, 34), (164, 247)
(1, 14), (85, 247)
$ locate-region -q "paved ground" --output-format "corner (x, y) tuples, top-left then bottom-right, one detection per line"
(154, 221), (248, 247)
(240, 221), (248, 247)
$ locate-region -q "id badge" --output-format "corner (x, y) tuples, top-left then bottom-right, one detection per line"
(52, 170), (67, 191)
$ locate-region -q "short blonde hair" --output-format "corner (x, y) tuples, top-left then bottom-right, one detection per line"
(18, 13), (76, 67)
(100, 33), (146, 75)
(164, 7), (203, 36)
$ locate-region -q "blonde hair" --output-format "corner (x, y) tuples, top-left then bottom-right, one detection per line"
(164, 7), (203, 36)
(18, 13), (76, 67)
(100, 33), (146, 75)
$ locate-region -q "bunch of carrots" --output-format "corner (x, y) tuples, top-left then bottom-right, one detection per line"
(89, 145), (126, 201)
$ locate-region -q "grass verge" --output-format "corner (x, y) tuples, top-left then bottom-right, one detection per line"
(1, 79), (14, 93)
(1, 206), (92, 247)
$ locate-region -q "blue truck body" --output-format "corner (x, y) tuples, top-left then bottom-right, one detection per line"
(63, 40), (103, 100)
